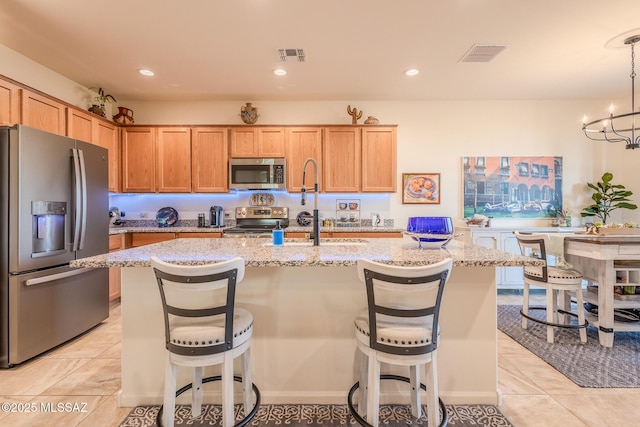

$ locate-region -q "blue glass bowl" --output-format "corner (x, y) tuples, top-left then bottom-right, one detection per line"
(406, 217), (453, 239)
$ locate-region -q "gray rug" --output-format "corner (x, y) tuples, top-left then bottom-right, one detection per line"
(120, 403), (513, 426)
(497, 304), (640, 388)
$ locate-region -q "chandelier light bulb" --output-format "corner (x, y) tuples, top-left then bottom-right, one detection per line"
(609, 103), (615, 114)
(582, 115), (587, 124)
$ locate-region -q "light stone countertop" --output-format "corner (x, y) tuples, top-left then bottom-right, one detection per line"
(73, 236), (543, 268)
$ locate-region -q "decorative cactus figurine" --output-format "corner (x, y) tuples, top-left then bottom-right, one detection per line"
(347, 105), (363, 124)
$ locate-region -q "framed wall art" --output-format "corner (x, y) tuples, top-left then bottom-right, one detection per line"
(462, 156), (563, 218)
(402, 173), (440, 204)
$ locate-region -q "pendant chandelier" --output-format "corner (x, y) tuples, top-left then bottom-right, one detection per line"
(582, 35), (640, 150)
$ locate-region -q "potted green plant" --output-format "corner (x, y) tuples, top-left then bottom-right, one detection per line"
(88, 87), (116, 117)
(580, 172), (637, 224)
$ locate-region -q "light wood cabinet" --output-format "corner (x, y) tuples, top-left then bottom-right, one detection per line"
(285, 127), (322, 192)
(322, 127), (361, 192)
(20, 89), (66, 135)
(94, 120), (120, 192)
(66, 108), (94, 143)
(108, 234), (125, 301)
(130, 232), (176, 247)
(176, 232), (223, 238)
(0, 79), (20, 126)
(230, 127), (285, 157)
(121, 127), (156, 192)
(361, 127), (397, 192)
(192, 127), (229, 192)
(156, 127), (192, 192)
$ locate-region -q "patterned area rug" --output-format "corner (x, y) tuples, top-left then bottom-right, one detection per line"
(497, 304), (640, 388)
(120, 403), (512, 426)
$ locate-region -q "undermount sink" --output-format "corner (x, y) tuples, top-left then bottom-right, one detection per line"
(262, 239), (367, 247)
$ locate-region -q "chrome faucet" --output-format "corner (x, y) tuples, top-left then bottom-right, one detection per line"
(301, 158), (320, 246)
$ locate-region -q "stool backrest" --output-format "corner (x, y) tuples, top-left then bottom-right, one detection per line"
(513, 232), (549, 282)
(150, 256), (246, 356)
(356, 258), (453, 356)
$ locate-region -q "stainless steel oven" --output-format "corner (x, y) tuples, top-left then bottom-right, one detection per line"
(223, 207), (289, 237)
(229, 158), (286, 190)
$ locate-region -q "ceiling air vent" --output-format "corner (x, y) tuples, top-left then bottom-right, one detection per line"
(459, 44), (507, 63)
(278, 48), (305, 62)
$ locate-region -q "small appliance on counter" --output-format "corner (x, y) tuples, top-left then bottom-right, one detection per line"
(209, 205), (225, 228)
(109, 206), (123, 227)
(223, 207), (289, 237)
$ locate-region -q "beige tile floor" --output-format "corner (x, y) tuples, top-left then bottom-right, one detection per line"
(0, 295), (638, 427)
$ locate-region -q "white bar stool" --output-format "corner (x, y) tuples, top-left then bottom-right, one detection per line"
(514, 232), (588, 343)
(347, 258), (453, 427)
(150, 256), (260, 427)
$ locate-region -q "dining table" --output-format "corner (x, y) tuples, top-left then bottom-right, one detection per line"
(546, 233), (640, 347)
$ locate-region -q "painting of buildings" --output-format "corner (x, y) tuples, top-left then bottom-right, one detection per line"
(463, 156), (563, 219)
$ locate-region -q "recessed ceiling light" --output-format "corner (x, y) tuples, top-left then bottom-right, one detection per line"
(273, 68), (287, 76)
(139, 69), (155, 77)
(404, 69), (419, 76)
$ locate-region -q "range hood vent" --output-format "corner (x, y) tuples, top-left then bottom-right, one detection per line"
(459, 44), (507, 63)
(278, 48), (305, 62)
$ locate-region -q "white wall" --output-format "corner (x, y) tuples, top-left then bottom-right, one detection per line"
(4, 42), (638, 227)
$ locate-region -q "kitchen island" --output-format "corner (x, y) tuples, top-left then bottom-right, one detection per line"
(72, 236), (541, 408)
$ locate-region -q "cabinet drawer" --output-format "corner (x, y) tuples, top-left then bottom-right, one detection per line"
(130, 232), (176, 247)
(108, 234), (125, 251)
(177, 232), (222, 238)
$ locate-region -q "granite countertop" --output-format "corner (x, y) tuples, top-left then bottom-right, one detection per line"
(73, 236), (543, 268)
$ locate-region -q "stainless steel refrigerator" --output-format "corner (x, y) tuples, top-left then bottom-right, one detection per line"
(0, 124), (109, 367)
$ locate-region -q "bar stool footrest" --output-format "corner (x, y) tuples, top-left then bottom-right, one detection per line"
(520, 306), (589, 330)
(156, 375), (261, 427)
(347, 374), (448, 427)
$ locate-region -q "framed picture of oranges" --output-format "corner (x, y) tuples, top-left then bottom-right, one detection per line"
(402, 173), (440, 204)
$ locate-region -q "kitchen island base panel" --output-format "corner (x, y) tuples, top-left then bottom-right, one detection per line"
(118, 265), (499, 407)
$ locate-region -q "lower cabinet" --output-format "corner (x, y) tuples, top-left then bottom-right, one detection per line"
(129, 231), (222, 247)
(108, 234), (125, 301)
(460, 228), (525, 289)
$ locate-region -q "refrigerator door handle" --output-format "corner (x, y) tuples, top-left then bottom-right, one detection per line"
(24, 267), (94, 286)
(71, 148), (88, 251)
(78, 148), (88, 250)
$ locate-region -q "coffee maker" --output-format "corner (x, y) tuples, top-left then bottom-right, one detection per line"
(209, 205), (224, 227)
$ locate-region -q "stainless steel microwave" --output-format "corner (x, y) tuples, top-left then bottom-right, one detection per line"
(229, 158), (286, 190)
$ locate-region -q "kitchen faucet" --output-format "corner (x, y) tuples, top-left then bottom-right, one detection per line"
(301, 158), (320, 246)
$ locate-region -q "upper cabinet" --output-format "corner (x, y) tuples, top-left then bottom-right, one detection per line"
(0, 80), (20, 126)
(361, 127), (397, 192)
(285, 127), (322, 192)
(20, 89), (66, 135)
(66, 108), (94, 143)
(230, 127), (285, 157)
(192, 127), (229, 193)
(121, 126), (228, 194)
(94, 120), (120, 192)
(323, 127), (361, 192)
(156, 127), (192, 193)
(322, 126), (397, 193)
(121, 127), (156, 192)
